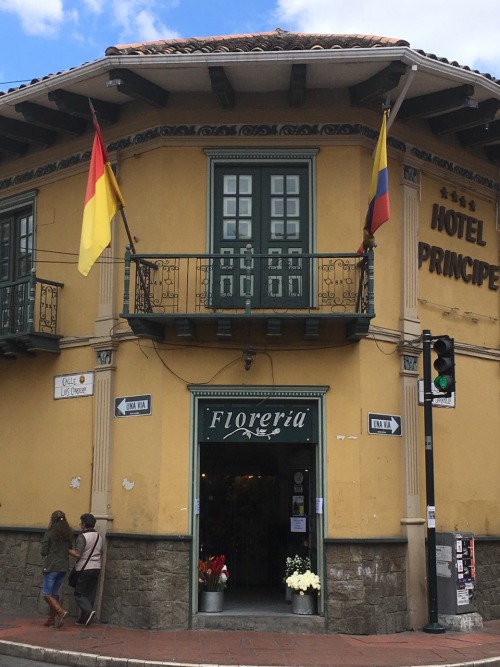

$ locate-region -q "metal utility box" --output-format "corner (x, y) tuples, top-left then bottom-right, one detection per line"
(436, 532), (476, 615)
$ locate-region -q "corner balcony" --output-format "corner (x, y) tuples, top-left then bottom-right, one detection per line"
(121, 247), (374, 343)
(0, 272), (64, 359)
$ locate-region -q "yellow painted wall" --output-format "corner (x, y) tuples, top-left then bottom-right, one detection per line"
(1, 108), (498, 547)
(0, 347), (94, 529)
(418, 174), (499, 349)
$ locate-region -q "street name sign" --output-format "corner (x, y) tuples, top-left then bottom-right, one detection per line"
(418, 380), (455, 408)
(115, 394), (152, 417)
(368, 412), (402, 436)
(54, 372), (94, 400)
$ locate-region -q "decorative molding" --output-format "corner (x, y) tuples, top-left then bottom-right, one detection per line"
(403, 165), (420, 185)
(189, 384), (329, 398)
(97, 349), (113, 365)
(403, 355), (419, 372)
(204, 147), (319, 161)
(1, 122), (499, 195)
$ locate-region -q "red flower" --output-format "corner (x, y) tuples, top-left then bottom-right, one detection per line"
(198, 555), (229, 591)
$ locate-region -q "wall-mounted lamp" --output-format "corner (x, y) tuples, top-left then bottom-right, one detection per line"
(464, 98), (479, 109)
(106, 78), (124, 88)
(243, 346), (256, 371)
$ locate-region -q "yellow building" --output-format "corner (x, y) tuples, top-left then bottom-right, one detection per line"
(0, 31), (499, 634)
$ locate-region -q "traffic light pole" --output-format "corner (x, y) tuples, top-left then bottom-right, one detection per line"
(422, 329), (445, 634)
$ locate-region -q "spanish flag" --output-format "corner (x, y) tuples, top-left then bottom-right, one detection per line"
(357, 110), (390, 254)
(78, 123), (125, 276)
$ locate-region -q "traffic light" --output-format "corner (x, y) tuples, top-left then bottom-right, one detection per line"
(433, 336), (455, 396)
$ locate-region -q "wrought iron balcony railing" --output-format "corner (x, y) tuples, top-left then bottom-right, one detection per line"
(0, 270), (64, 357)
(122, 247), (374, 342)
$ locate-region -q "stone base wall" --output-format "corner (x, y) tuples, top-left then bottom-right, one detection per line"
(326, 542), (408, 634)
(0, 529), (45, 615)
(101, 536), (190, 630)
(3, 528), (499, 634)
(0, 529), (191, 630)
(475, 539), (500, 621)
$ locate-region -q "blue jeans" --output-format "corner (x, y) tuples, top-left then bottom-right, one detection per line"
(42, 571), (66, 596)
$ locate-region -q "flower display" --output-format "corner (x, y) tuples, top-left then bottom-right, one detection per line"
(284, 554), (311, 581)
(198, 554), (229, 592)
(286, 569), (321, 595)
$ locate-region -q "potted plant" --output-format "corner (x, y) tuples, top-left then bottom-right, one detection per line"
(286, 569), (321, 615)
(284, 554), (311, 602)
(198, 554), (229, 612)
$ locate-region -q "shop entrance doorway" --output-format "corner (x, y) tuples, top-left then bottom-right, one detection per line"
(199, 441), (315, 603)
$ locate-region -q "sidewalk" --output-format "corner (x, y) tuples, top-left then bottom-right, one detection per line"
(2, 612), (500, 667)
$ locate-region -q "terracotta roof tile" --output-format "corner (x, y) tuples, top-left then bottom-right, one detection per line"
(105, 30), (410, 56)
(1, 30), (498, 97)
(102, 30), (499, 85)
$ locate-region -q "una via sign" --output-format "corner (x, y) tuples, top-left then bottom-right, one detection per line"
(368, 412), (402, 436)
(115, 394), (151, 417)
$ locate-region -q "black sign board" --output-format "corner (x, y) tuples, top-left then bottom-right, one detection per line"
(200, 401), (317, 443)
(368, 412), (402, 436)
(115, 394), (151, 417)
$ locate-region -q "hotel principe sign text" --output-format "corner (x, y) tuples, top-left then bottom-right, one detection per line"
(200, 402), (317, 443)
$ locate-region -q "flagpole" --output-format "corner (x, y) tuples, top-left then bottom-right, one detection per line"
(86, 99), (153, 312)
(118, 206), (154, 314)
(118, 205), (137, 255)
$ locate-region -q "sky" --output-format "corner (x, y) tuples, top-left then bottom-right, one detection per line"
(0, 0), (499, 92)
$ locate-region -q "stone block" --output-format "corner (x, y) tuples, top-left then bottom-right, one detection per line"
(438, 612), (483, 632)
(330, 579), (364, 601)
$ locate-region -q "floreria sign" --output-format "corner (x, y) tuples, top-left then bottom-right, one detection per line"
(200, 402), (317, 443)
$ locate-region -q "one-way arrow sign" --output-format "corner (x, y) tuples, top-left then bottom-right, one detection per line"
(114, 394), (152, 417)
(368, 412), (402, 436)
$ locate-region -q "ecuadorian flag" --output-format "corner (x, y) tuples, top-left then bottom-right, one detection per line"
(358, 110), (390, 254)
(78, 124), (125, 276)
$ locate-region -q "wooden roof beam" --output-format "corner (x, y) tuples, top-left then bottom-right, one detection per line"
(208, 66), (235, 109)
(0, 115), (56, 146)
(289, 64), (307, 107)
(48, 89), (120, 124)
(350, 61), (407, 105)
(15, 101), (87, 135)
(484, 144), (500, 163)
(0, 135), (29, 155)
(429, 98), (500, 135)
(399, 84), (475, 119)
(108, 68), (169, 108)
(458, 118), (500, 147)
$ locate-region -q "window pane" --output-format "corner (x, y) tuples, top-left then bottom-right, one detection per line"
(286, 175), (300, 194)
(239, 175), (252, 194)
(271, 198), (284, 217)
(271, 176), (284, 194)
(270, 220), (284, 239)
(286, 198), (300, 216)
(238, 198), (252, 217)
(223, 220), (237, 239)
(238, 220), (252, 239)
(286, 220), (300, 239)
(223, 197), (237, 216)
(224, 175), (237, 194)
